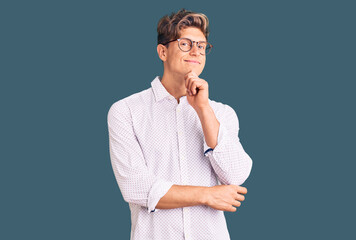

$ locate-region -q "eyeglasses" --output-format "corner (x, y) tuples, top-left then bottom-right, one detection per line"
(163, 38), (213, 55)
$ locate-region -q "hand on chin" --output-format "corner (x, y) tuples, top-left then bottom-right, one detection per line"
(184, 70), (209, 110)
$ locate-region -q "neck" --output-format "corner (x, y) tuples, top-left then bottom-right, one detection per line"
(160, 71), (187, 100)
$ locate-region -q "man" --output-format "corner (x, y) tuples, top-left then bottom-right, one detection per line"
(107, 8), (253, 240)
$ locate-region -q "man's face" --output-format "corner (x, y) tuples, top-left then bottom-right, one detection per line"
(162, 27), (207, 77)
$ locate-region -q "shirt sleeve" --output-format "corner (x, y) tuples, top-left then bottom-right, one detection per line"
(203, 104), (253, 186)
(107, 100), (174, 213)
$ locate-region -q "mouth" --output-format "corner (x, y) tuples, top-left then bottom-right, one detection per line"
(184, 60), (200, 64)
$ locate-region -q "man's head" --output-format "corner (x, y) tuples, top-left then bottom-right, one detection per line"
(156, 9), (211, 78)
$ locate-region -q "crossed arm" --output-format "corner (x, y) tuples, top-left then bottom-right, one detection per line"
(156, 184), (247, 212)
(108, 100), (252, 213)
(156, 105), (250, 212)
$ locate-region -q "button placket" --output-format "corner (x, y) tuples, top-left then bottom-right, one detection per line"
(175, 104), (191, 240)
(183, 207), (192, 240)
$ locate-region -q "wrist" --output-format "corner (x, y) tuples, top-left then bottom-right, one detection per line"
(196, 105), (212, 114)
(199, 186), (211, 205)
(196, 106), (214, 121)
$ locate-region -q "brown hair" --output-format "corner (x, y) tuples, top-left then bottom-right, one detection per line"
(157, 8), (210, 46)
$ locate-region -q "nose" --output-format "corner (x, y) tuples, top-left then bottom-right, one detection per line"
(189, 43), (200, 55)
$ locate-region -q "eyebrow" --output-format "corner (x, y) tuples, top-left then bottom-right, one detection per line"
(181, 37), (207, 42)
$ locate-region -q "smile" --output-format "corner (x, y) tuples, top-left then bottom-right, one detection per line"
(184, 60), (200, 64)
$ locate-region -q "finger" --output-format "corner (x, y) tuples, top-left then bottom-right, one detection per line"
(185, 71), (195, 81)
(235, 186), (248, 194)
(232, 200), (241, 208)
(186, 75), (194, 89)
(228, 206), (237, 212)
(189, 78), (200, 95)
(185, 74), (196, 90)
(185, 77), (194, 93)
(192, 81), (204, 95)
(235, 193), (245, 202)
(187, 77), (194, 94)
(184, 72), (191, 84)
(191, 81), (198, 95)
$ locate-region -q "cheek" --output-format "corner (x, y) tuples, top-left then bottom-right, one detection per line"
(200, 61), (206, 69)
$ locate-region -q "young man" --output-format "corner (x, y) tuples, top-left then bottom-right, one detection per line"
(108, 9), (253, 240)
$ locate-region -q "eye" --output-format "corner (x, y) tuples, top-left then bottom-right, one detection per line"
(198, 43), (206, 49)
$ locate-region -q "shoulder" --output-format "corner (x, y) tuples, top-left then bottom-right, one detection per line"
(108, 87), (153, 121)
(209, 99), (238, 118)
(108, 86), (153, 112)
(208, 98), (239, 129)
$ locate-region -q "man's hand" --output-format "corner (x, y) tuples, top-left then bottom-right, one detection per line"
(184, 70), (210, 110)
(203, 185), (247, 212)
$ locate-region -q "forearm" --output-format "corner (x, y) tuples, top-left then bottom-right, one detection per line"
(155, 184), (208, 209)
(196, 106), (220, 149)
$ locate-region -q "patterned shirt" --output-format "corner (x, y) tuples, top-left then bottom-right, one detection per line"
(107, 76), (253, 240)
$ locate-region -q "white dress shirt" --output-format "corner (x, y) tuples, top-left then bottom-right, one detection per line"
(107, 76), (253, 240)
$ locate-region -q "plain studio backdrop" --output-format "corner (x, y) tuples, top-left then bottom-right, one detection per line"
(1, 0), (355, 239)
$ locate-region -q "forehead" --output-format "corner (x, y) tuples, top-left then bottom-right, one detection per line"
(179, 27), (206, 42)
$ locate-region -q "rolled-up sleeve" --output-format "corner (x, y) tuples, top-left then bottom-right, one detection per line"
(108, 100), (174, 213)
(203, 105), (253, 186)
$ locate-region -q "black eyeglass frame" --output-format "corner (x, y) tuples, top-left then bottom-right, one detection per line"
(162, 38), (213, 55)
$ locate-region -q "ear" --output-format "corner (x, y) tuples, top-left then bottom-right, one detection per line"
(157, 44), (167, 62)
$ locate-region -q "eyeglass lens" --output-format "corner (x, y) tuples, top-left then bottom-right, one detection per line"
(179, 38), (211, 55)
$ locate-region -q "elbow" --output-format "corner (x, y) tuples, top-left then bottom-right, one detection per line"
(121, 191), (133, 204)
(120, 188), (148, 207)
(222, 173), (250, 186)
(241, 156), (253, 183)
(116, 178), (149, 207)
(235, 155), (253, 185)
(220, 156), (253, 186)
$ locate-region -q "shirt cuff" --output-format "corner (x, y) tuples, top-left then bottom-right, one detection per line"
(203, 121), (228, 157)
(147, 178), (174, 213)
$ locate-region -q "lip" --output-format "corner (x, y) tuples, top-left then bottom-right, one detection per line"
(184, 60), (200, 64)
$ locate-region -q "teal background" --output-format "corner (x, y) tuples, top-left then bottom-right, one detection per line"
(1, 0), (355, 239)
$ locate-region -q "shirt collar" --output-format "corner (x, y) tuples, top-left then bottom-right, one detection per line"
(151, 76), (175, 102)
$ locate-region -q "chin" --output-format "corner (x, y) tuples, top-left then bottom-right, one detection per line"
(186, 66), (203, 73)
